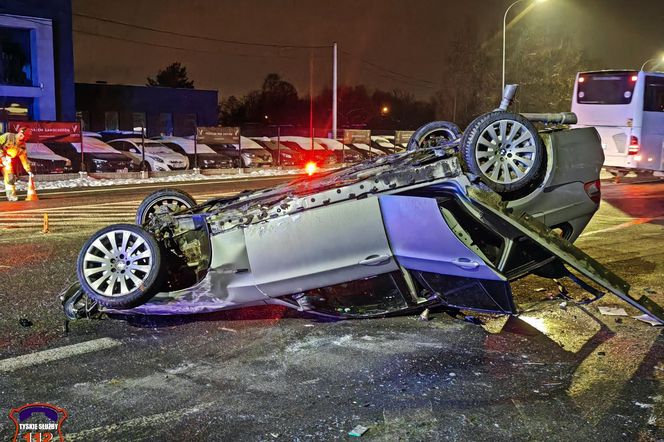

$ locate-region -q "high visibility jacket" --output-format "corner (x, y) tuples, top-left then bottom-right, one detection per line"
(0, 132), (30, 173)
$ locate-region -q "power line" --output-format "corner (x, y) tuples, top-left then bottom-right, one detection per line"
(340, 50), (438, 87)
(73, 12), (332, 49)
(73, 28), (316, 60)
(340, 51), (438, 89)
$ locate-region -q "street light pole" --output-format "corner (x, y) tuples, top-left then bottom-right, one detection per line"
(640, 55), (664, 71)
(502, 0), (547, 93)
(502, 0), (526, 94)
(333, 42), (338, 140)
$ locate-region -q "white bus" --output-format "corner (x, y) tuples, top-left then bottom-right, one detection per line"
(571, 70), (664, 174)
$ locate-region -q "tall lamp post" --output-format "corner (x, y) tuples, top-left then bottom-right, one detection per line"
(502, 0), (548, 93)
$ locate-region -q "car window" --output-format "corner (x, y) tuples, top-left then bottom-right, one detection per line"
(577, 71), (637, 105)
(163, 142), (186, 155)
(644, 76), (664, 112)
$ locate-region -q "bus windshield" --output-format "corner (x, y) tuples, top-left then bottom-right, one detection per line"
(577, 71), (637, 105)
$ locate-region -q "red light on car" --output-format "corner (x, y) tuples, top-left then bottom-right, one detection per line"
(305, 161), (318, 176)
(630, 75), (638, 82)
(578, 76), (585, 83)
(584, 180), (601, 204)
(628, 135), (639, 155)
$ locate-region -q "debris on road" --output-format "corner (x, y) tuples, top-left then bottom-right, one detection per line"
(559, 301), (568, 310)
(19, 318), (33, 327)
(535, 287), (546, 292)
(419, 308), (430, 321)
(633, 314), (663, 326)
(348, 425), (369, 437)
(598, 306), (628, 316)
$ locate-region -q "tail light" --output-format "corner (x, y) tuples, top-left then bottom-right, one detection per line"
(628, 136), (639, 155)
(584, 180), (601, 204)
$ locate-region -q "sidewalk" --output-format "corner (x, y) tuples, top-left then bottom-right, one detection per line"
(1, 167), (306, 193)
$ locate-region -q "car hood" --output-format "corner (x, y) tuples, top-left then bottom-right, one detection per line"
(145, 152), (187, 162)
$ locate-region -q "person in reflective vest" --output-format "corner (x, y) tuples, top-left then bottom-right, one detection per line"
(0, 127), (32, 201)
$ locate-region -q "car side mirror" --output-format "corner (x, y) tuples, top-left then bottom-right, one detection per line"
(130, 148), (138, 154)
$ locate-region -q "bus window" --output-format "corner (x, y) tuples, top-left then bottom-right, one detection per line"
(577, 71), (637, 105)
(644, 76), (664, 112)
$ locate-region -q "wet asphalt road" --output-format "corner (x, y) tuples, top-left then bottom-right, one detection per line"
(0, 177), (662, 441)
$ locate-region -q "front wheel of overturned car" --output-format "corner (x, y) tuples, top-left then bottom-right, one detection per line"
(76, 224), (165, 309)
(135, 188), (197, 225)
(460, 111), (544, 193)
(407, 121), (461, 151)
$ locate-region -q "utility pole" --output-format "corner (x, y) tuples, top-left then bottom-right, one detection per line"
(333, 42), (338, 140)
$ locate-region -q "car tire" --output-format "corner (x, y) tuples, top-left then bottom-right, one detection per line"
(139, 161), (152, 172)
(135, 188), (197, 225)
(76, 224), (165, 309)
(460, 111), (544, 193)
(407, 121), (461, 151)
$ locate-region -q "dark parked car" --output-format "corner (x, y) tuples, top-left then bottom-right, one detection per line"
(252, 137), (303, 166)
(19, 143), (72, 174)
(315, 138), (363, 164)
(273, 136), (336, 167)
(207, 137), (273, 168)
(46, 137), (135, 173)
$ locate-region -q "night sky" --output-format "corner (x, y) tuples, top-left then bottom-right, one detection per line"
(72, 0), (664, 99)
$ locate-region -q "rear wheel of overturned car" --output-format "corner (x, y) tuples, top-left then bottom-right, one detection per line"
(135, 188), (197, 225)
(460, 111), (544, 193)
(76, 224), (164, 309)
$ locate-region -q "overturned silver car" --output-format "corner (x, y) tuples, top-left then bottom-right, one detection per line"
(61, 94), (664, 324)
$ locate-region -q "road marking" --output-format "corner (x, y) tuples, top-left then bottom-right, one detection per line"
(0, 191), (236, 232)
(0, 338), (122, 372)
(66, 401), (217, 441)
(579, 217), (654, 237)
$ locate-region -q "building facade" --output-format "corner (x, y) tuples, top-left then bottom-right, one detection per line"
(0, 0), (76, 123)
(75, 82), (219, 137)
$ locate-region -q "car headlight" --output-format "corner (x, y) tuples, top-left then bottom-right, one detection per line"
(282, 153), (292, 158)
(92, 158), (107, 164)
(150, 156), (165, 163)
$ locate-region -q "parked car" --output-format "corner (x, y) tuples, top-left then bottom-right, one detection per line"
(106, 139), (189, 171)
(251, 137), (303, 166)
(153, 136), (234, 169)
(208, 137), (273, 168)
(20, 143), (72, 174)
(272, 136), (336, 167)
(46, 137), (136, 173)
(347, 143), (384, 159)
(61, 104), (664, 326)
(314, 138), (363, 164)
(371, 136), (400, 154)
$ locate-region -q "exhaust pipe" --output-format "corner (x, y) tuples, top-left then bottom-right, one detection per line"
(496, 84), (518, 111)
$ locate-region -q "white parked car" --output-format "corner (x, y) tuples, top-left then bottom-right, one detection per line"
(107, 138), (189, 171)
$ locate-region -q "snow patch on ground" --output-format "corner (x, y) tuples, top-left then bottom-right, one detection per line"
(0, 169), (303, 192)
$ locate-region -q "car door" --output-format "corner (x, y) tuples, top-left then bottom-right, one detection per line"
(244, 197), (399, 297)
(379, 195), (505, 281)
(379, 194), (515, 314)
